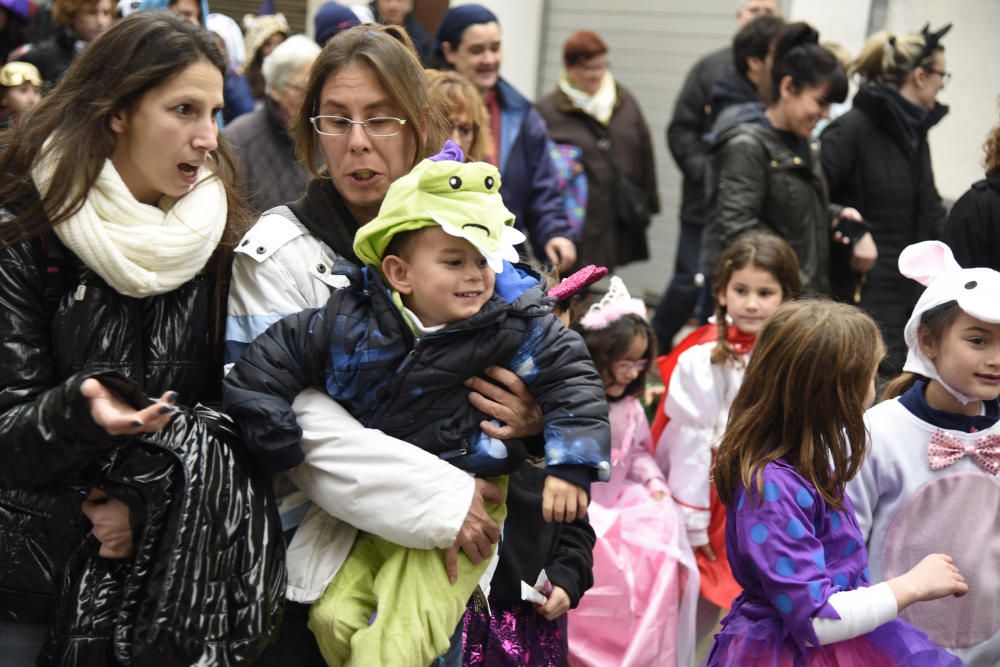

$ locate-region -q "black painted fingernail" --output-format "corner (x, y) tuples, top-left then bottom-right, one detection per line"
(131, 420), (143, 427)
(167, 392), (178, 403)
(158, 406), (172, 414)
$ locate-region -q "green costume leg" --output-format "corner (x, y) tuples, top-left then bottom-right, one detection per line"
(308, 533), (386, 666)
(349, 477), (508, 667)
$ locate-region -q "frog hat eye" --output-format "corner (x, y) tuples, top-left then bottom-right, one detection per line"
(449, 176), (462, 190)
(484, 175), (495, 190)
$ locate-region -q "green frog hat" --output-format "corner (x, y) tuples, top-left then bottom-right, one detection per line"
(354, 140), (526, 273)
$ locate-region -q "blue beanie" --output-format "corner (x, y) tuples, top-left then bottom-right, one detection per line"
(433, 4), (498, 59)
(314, 2), (362, 46)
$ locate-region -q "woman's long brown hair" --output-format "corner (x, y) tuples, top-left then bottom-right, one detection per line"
(0, 12), (252, 356)
(714, 300), (884, 510)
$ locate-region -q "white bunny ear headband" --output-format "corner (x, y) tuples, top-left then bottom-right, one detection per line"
(899, 241), (1000, 404)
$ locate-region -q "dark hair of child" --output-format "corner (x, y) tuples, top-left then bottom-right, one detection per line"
(711, 232), (803, 366)
(714, 300), (884, 511)
(574, 314), (656, 401)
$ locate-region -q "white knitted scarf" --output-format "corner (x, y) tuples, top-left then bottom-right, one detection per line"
(32, 149), (228, 298)
(558, 70), (617, 126)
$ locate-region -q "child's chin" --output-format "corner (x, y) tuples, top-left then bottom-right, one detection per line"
(605, 385), (626, 398)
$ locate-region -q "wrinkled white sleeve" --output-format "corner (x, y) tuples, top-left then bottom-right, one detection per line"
(655, 345), (720, 546)
(845, 429), (880, 544)
(287, 389), (475, 550)
(811, 583), (898, 645)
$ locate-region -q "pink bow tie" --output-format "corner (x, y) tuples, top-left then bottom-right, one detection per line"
(927, 430), (1000, 475)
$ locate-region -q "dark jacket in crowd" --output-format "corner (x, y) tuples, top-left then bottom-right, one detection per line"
(667, 46), (734, 228)
(494, 78), (577, 259)
(18, 27), (77, 87)
(369, 1), (431, 63)
(708, 112), (836, 294)
(536, 82), (660, 271)
(489, 461), (595, 606)
(707, 68), (759, 128)
(821, 83), (948, 371)
(224, 260), (611, 488)
(0, 230), (285, 661)
(224, 98), (311, 216)
(942, 170), (1000, 271)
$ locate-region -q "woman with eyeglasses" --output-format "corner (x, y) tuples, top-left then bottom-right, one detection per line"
(821, 24), (951, 374)
(537, 30), (660, 273)
(225, 24), (547, 666)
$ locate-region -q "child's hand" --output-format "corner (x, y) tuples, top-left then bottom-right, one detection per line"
(536, 585), (571, 621)
(542, 476), (588, 523)
(889, 553), (968, 611)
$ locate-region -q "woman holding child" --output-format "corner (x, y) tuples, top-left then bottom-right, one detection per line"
(225, 24), (552, 665)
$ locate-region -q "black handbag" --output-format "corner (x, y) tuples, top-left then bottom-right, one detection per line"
(586, 120), (652, 231)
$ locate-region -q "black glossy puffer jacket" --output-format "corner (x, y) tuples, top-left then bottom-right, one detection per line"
(0, 231), (285, 663)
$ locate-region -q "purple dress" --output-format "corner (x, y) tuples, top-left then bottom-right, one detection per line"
(707, 459), (962, 666)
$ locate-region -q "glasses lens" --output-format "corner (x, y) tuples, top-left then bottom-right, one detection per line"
(365, 117), (403, 137)
(314, 116), (352, 135)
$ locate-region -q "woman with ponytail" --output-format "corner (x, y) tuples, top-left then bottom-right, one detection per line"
(821, 24), (951, 374)
(704, 22), (854, 296)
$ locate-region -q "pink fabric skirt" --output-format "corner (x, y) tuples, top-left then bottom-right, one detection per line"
(568, 483), (698, 667)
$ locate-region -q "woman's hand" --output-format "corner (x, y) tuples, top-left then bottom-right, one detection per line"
(536, 585), (571, 621)
(888, 553), (968, 612)
(850, 232), (878, 273)
(444, 478), (503, 583)
(81, 488), (133, 559)
(81, 378), (178, 436)
(545, 237), (577, 274)
(465, 366), (543, 439)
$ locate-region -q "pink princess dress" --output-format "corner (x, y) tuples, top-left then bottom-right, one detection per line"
(568, 396), (699, 667)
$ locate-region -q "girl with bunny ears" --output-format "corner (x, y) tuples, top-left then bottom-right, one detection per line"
(567, 277), (700, 667)
(848, 240), (1000, 666)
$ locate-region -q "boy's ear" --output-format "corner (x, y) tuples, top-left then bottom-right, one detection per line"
(917, 326), (938, 360)
(381, 255), (414, 294)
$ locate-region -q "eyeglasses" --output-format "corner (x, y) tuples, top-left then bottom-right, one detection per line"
(611, 359), (648, 378)
(924, 67), (952, 84)
(310, 115), (407, 137)
(572, 60), (609, 75)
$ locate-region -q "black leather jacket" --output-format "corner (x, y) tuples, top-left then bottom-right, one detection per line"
(0, 231), (284, 662)
(709, 121), (836, 294)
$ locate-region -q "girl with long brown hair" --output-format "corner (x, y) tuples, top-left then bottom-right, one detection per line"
(707, 299), (966, 665)
(653, 231), (801, 639)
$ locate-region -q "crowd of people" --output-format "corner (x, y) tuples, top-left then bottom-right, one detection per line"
(0, 0), (999, 666)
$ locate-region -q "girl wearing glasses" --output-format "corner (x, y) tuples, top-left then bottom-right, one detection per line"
(821, 24), (951, 375)
(568, 277), (699, 667)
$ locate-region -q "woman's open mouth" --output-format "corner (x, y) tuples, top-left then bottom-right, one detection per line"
(178, 162), (199, 183)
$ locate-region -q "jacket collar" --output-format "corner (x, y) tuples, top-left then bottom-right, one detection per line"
(853, 83), (948, 156)
(287, 179), (360, 264)
(495, 77), (531, 113)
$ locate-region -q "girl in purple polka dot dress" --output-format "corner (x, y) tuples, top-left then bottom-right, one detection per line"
(708, 300), (968, 666)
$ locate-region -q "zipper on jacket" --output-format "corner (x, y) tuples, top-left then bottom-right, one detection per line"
(74, 280), (87, 301)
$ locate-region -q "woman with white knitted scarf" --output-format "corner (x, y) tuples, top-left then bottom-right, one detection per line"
(0, 12), (252, 664)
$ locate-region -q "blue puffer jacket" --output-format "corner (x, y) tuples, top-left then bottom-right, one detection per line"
(223, 261), (610, 487)
(494, 78), (576, 257)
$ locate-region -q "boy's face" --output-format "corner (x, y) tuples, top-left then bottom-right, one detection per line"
(383, 226), (496, 327)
